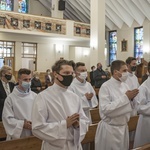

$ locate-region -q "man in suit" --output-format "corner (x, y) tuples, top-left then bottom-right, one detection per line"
(93, 62), (108, 88)
(0, 65), (15, 121)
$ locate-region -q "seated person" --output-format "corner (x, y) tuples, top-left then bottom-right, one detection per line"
(2, 68), (37, 140)
(31, 71), (42, 94)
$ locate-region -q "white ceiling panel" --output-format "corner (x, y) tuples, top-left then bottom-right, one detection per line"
(39, 0), (150, 29)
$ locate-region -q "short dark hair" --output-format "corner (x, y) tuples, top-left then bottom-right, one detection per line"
(91, 66), (95, 70)
(111, 60), (126, 75)
(148, 61), (150, 71)
(75, 62), (85, 70)
(18, 68), (31, 78)
(68, 60), (75, 70)
(126, 57), (136, 65)
(52, 59), (73, 73)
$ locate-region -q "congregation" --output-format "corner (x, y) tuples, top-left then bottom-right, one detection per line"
(0, 57), (150, 150)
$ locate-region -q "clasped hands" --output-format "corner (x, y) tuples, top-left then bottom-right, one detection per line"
(23, 120), (32, 130)
(66, 113), (79, 129)
(85, 92), (93, 100)
(125, 89), (139, 100)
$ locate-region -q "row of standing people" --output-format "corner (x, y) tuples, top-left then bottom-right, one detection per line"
(1, 60), (92, 150)
(0, 57), (150, 150)
(95, 57), (150, 150)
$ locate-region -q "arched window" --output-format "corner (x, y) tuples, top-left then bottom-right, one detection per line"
(109, 30), (117, 65)
(134, 27), (143, 63)
(0, 0), (13, 11)
(18, 0), (28, 13)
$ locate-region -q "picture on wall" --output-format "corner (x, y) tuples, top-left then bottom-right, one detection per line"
(56, 24), (61, 31)
(86, 29), (90, 35)
(121, 39), (127, 52)
(45, 23), (52, 31)
(11, 18), (18, 27)
(23, 20), (30, 28)
(34, 21), (41, 29)
(0, 16), (5, 27)
(75, 27), (81, 34)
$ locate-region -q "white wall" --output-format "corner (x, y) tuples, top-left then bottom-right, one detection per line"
(29, 0), (51, 17)
(0, 32), (89, 72)
(69, 46), (91, 71)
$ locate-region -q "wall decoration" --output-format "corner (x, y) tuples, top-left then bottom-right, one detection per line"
(86, 29), (90, 35)
(0, 16), (5, 27)
(0, 11), (69, 35)
(11, 18), (18, 27)
(45, 23), (51, 31)
(76, 27), (81, 34)
(34, 21), (41, 29)
(121, 39), (127, 52)
(74, 23), (90, 37)
(23, 19), (30, 28)
(56, 24), (61, 31)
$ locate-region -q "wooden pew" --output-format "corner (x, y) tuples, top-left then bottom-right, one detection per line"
(128, 115), (139, 132)
(132, 143), (150, 150)
(90, 108), (101, 124)
(0, 136), (42, 150)
(0, 122), (6, 139)
(82, 123), (98, 150)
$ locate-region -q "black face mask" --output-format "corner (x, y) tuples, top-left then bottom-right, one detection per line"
(131, 66), (137, 72)
(5, 74), (12, 81)
(57, 73), (73, 86)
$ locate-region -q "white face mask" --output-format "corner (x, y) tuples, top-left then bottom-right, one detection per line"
(119, 72), (128, 82)
(118, 72), (128, 82)
(78, 72), (88, 80)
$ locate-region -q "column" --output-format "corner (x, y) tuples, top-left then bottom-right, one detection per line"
(51, 0), (63, 19)
(90, 0), (106, 68)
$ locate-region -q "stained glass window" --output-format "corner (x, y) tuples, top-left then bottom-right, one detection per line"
(134, 27), (143, 62)
(18, 0), (28, 13)
(109, 31), (117, 65)
(0, 0), (13, 11)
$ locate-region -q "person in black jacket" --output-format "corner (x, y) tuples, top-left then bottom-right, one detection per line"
(31, 71), (42, 94)
(90, 65), (95, 86)
(93, 62), (108, 88)
(0, 65), (15, 121)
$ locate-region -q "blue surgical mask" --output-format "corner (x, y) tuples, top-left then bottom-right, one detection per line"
(22, 81), (31, 91)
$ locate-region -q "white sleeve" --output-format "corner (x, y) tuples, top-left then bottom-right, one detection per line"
(2, 96), (24, 139)
(99, 85), (132, 118)
(32, 95), (67, 147)
(68, 85), (90, 109)
(137, 86), (150, 116)
(78, 99), (89, 143)
(90, 85), (98, 107)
